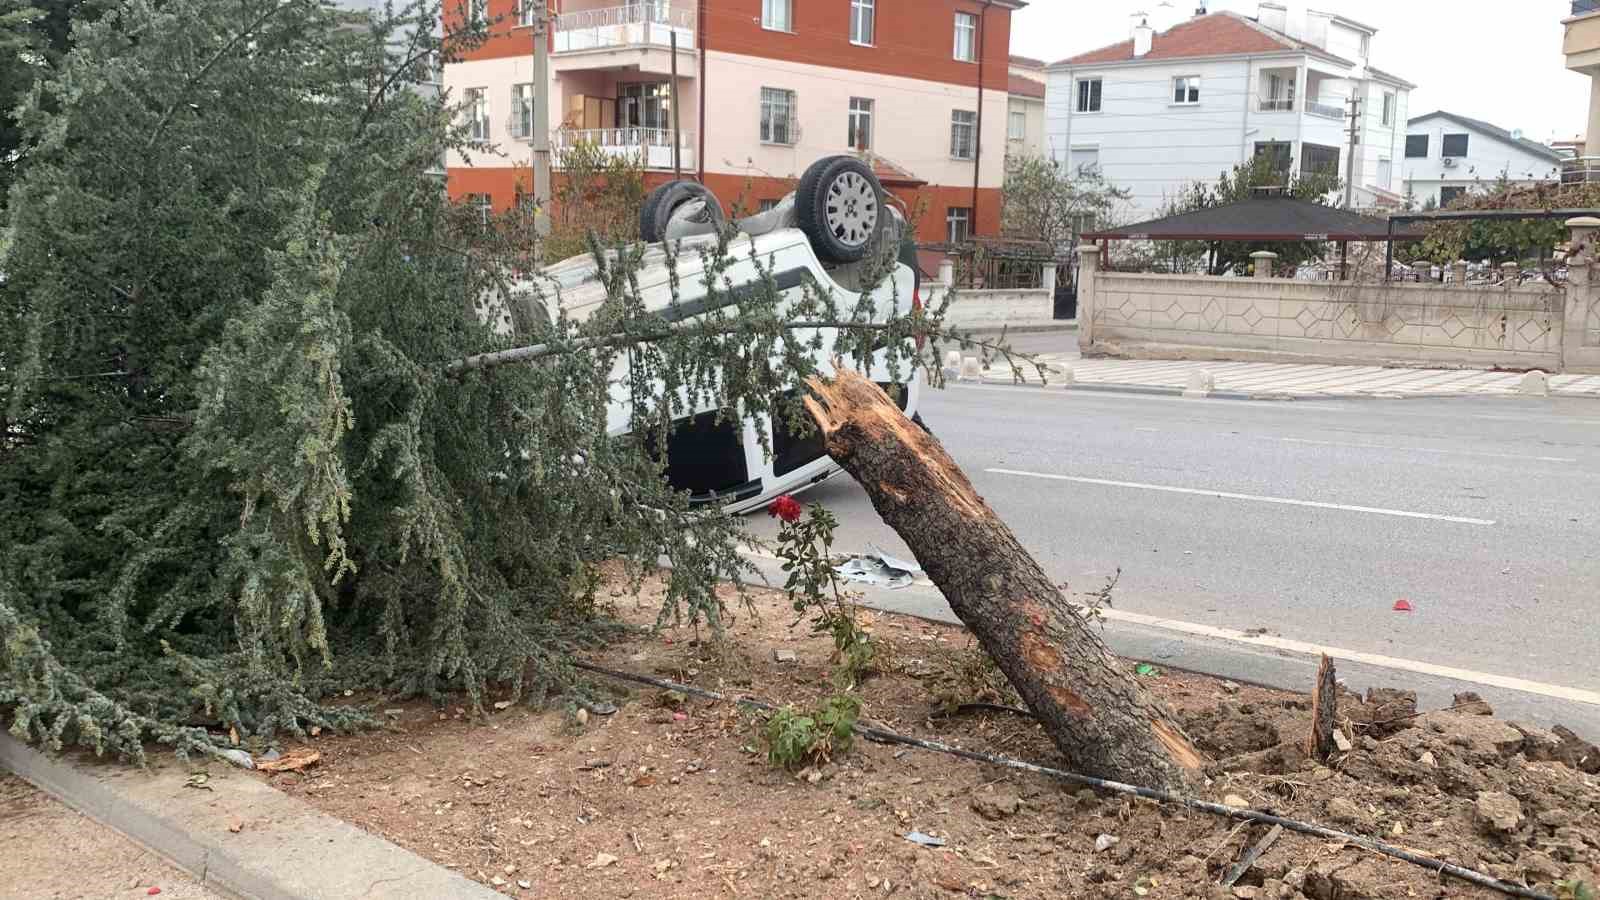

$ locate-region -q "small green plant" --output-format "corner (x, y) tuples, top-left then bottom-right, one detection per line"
(771, 497), (875, 688)
(763, 693), (862, 768)
(1555, 880), (1596, 900)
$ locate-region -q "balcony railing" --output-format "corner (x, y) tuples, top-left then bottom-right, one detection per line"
(1306, 100), (1345, 120)
(552, 3), (696, 53)
(1258, 97), (1295, 112)
(1575, 0), (1600, 16)
(553, 127), (695, 170)
(1561, 155), (1600, 183)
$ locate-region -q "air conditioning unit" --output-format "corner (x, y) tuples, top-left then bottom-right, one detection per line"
(1441, 157), (1458, 168)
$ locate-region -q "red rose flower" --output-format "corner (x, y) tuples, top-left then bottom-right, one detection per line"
(768, 494), (803, 523)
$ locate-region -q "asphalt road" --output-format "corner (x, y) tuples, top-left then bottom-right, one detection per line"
(740, 379), (1600, 731)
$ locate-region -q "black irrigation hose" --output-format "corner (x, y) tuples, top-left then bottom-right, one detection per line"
(571, 660), (1556, 900)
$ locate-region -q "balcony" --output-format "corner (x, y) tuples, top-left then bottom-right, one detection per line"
(552, 2), (696, 53)
(553, 127), (695, 171)
(1561, 155), (1600, 183)
(1258, 97), (1295, 112)
(1306, 100), (1345, 120)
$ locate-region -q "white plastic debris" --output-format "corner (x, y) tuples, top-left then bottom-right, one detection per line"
(835, 548), (923, 590)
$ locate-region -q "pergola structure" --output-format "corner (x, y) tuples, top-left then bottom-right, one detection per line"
(1082, 196), (1425, 279)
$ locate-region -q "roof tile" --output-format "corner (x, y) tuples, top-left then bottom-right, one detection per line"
(1008, 73), (1045, 98)
(1054, 12), (1296, 66)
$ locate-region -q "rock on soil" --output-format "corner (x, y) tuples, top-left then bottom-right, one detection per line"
(1475, 791), (1524, 833)
(968, 790), (1021, 821)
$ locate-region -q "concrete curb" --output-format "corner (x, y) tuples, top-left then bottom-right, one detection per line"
(961, 320), (1078, 335)
(0, 733), (502, 900)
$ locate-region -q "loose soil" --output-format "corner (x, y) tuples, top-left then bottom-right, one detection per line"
(0, 774), (225, 899)
(268, 571), (1599, 899)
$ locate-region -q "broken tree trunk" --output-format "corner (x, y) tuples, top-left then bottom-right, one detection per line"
(803, 370), (1206, 790)
(1307, 654), (1338, 761)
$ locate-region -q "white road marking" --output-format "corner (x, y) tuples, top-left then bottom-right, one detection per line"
(733, 549), (1600, 707)
(1096, 607), (1600, 707)
(1278, 436), (1576, 463)
(984, 467), (1497, 526)
(946, 384), (1357, 412)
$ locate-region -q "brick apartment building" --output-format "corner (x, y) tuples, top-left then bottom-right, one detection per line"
(442, 0), (1024, 245)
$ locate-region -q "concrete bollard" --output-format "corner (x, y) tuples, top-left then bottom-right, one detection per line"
(1518, 370), (1550, 396)
(1500, 261), (1520, 284)
(943, 350), (962, 380)
(1183, 369), (1215, 399)
(1250, 251), (1278, 279)
(1057, 365), (1076, 388)
(960, 356), (982, 382)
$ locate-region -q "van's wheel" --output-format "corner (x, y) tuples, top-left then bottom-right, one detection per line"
(796, 156), (884, 264)
(640, 180), (725, 243)
(912, 412), (931, 435)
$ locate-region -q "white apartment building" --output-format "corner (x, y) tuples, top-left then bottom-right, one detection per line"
(1404, 111), (1565, 209)
(1044, 3), (1414, 217)
(1008, 54), (1048, 158)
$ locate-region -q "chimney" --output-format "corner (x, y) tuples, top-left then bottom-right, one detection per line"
(1303, 10), (1331, 49)
(1194, 3), (1207, 15)
(1257, 2), (1287, 34)
(1132, 18), (1154, 57)
(1129, 11), (1148, 37)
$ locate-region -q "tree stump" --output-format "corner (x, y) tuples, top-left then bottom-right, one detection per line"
(804, 370), (1206, 790)
(1307, 654), (1338, 760)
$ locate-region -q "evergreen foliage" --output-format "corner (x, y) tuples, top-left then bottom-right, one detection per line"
(0, 0), (953, 762)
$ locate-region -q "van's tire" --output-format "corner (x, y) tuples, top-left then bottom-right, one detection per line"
(912, 412), (931, 435)
(640, 180), (724, 243)
(796, 156), (884, 264)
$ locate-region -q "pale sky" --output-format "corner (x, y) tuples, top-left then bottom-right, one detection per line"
(1010, 0), (1590, 143)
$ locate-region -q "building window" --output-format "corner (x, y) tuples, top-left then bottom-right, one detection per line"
(1069, 146), (1099, 177)
(1377, 156), (1392, 188)
(464, 87), (489, 142)
(759, 198), (780, 212)
(1172, 75), (1200, 105)
(1301, 143), (1340, 178)
(1439, 186), (1466, 207)
(1008, 110), (1026, 141)
(954, 12), (977, 62)
(1076, 78), (1102, 113)
(1254, 141), (1291, 175)
(762, 0), (791, 31)
(1381, 92), (1395, 127)
(466, 193), (492, 227)
(850, 0), (875, 45)
(618, 82), (671, 130)
(950, 109), (976, 160)
(848, 97), (874, 150)
(1442, 133), (1469, 157)
(468, 0), (486, 25)
(760, 87), (795, 144)
(1264, 72), (1295, 110)
(946, 206), (972, 243)
(518, 0), (535, 27)
(1405, 134), (1428, 158)
(510, 83), (533, 139)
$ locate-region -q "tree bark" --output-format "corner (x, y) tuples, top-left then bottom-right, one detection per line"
(803, 370), (1206, 790)
(1306, 654), (1338, 761)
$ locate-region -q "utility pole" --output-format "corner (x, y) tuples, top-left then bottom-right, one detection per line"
(531, 0), (552, 257)
(1342, 91), (1361, 208)
(670, 29), (682, 179)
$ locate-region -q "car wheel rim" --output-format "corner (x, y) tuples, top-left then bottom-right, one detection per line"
(825, 171), (877, 248)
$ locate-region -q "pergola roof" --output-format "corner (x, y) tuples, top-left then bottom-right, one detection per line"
(1083, 197), (1424, 243)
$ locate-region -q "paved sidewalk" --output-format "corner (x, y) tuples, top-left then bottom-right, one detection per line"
(975, 354), (1600, 398)
(0, 774), (225, 899)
